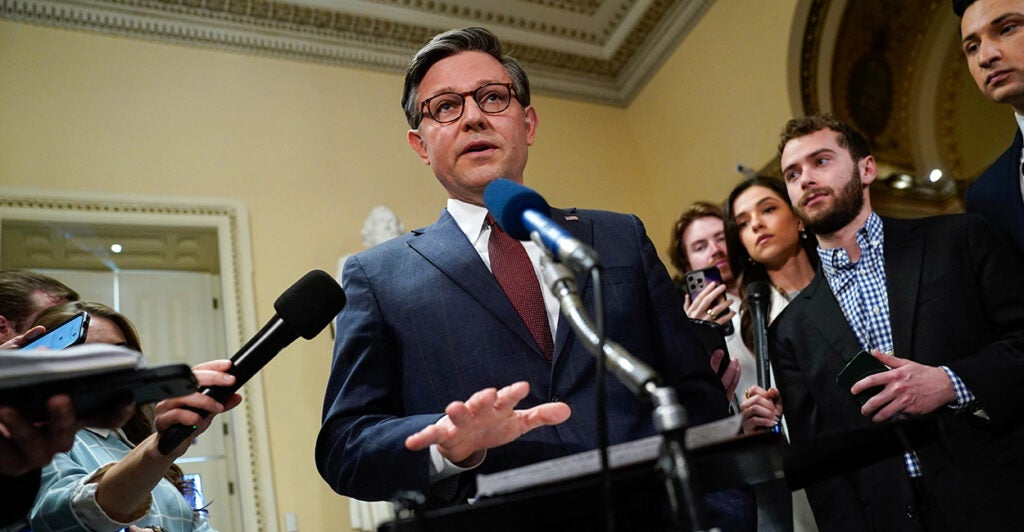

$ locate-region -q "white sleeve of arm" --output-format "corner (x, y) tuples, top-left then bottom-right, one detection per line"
(427, 415), (486, 483)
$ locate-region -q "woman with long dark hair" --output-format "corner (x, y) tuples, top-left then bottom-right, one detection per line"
(724, 176), (819, 531)
(27, 301), (240, 532)
(723, 176), (817, 433)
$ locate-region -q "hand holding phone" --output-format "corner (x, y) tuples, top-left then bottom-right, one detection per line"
(688, 318), (732, 378)
(20, 312), (89, 351)
(836, 350), (890, 405)
(683, 266), (734, 335)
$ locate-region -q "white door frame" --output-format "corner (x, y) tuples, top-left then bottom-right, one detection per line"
(0, 187), (278, 532)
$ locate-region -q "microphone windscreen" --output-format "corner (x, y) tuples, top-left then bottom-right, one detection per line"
(483, 178), (552, 240)
(746, 281), (771, 305)
(273, 270), (346, 339)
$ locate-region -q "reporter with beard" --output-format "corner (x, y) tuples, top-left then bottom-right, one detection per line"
(765, 114), (1024, 530)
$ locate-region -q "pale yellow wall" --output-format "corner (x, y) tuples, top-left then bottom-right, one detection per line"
(629, 0), (800, 273)
(0, 2), (799, 528)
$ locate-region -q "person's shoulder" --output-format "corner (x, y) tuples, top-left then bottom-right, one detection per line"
(884, 212), (989, 233)
(884, 213), (1010, 255)
(771, 274), (824, 326)
(968, 132), (1020, 195)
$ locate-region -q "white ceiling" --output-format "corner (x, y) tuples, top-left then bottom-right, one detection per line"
(2, 0), (714, 106)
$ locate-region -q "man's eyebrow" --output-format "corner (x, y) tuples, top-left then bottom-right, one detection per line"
(963, 13), (1020, 43)
(783, 148), (834, 169)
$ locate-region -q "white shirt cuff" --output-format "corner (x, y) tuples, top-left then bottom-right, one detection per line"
(68, 462), (147, 532)
(427, 415), (486, 483)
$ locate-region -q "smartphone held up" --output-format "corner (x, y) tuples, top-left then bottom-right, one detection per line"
(20, 312), (89, 351)
(683, 266), (734, 335)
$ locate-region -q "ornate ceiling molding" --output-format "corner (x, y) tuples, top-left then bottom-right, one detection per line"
(1, 0), (714, 106)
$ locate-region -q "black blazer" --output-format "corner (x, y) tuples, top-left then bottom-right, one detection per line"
(770, 214), (1024, 531)
(966, 130), (1024, 252)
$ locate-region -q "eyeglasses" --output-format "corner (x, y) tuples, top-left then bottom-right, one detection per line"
(419, 83), (515, 124)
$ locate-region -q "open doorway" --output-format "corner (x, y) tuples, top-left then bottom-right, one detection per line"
(0, 189), (278, 531)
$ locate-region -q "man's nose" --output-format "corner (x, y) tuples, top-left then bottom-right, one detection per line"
(797, 169), (817, 190)
(978, 39), (1002, 68)
(460, 95), (488, 129)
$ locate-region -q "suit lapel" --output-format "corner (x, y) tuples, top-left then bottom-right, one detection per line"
(548, 207), (593, 364)
(798, 272), (862, 366)
(1006, 132), (1024, 244)
(881, 218), (923, 359)
(408, 210), (545, 360)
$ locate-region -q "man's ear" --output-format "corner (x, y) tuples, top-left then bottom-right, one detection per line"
(407, 129), (430, 165)
(859, 155), (878, 186)
(523, 106), (538, 147)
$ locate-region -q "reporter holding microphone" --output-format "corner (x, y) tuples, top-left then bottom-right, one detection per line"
(722, 176), (817, 436)
(722, 177), (819, 532)
(25, 302), (240, 532)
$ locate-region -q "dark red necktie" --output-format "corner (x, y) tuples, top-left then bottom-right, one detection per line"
(486, 214), (554, 361)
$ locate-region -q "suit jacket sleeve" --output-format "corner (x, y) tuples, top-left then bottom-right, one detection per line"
(623, 214), (730, 426)
(315, 253), (442, 502)
(938, 214), (1024, 436)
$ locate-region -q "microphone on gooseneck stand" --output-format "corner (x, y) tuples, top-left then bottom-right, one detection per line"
(157, 269), (346, 455)
(483, 178), (600, 274)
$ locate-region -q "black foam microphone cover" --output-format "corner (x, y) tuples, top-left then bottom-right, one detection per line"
(275, 269), (348, 339)
(157, 269), (345, 454)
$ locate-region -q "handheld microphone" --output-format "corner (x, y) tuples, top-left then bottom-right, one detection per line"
(483, 178), (600, 274)
(747, 281), (772, 390)
(157, 269), (346, 455)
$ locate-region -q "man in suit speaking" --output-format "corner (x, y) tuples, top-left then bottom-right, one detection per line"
(765, 114), (1024, 530)
(315, 26), (750, 526)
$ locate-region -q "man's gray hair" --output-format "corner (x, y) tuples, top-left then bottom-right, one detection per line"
(401, 27), (531, 129)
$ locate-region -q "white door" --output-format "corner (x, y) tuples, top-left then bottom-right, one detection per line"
(118, 271), (240, 532)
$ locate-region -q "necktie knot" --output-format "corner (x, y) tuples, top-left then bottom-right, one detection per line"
(485, 213), (500, 232)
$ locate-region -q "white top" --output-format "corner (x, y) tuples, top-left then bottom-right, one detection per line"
(1015, 112), (1024, 206)
(725, 288), (791, 405)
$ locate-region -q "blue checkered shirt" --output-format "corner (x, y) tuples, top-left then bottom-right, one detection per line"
(818, 212), (975, 479)
(26, 427), (215, 532)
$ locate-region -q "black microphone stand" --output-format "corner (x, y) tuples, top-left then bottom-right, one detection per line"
(539, 257), (710, 532)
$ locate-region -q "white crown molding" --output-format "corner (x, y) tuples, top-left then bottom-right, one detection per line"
(1, 0), (714, 106)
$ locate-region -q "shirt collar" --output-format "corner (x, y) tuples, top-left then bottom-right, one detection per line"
(1015, 112), (1024, 149)
(85, 427), (114, 438)
(818, 211), (884, 275)
(446, 198), (490, 243)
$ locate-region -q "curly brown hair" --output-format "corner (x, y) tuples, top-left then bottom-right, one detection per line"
(668, 201), (725, 275)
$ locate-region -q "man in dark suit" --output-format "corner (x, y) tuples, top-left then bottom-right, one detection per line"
(315, 27), (748, 525)
(956, 0), (1024, 251)
(764, 114), (1024, 530)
